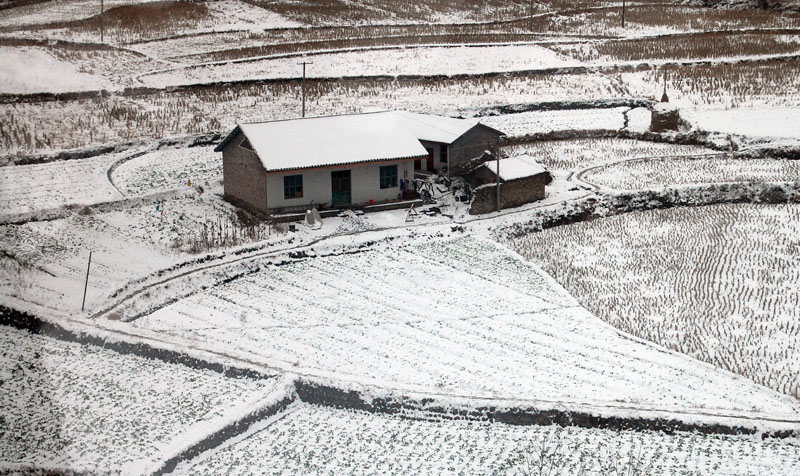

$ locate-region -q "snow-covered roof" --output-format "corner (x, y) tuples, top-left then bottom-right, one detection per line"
(482, 155), (547, 181)
(397, 111), (481, 144)
(216, 111), (502, 173)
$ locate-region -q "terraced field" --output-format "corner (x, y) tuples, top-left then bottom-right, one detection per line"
(0, 325), (278, 474)
(580, 156), (800, 190)
(504, 138), (718, 173)
(111, 145), (220, 196)
(504, 203), (800, 398)
(128, 236), (800, 420)
(0, 152), (122, 216)
(178, 403), (800, 476)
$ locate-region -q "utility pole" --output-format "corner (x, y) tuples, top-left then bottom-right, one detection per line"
(621, 0), (626, 28)
(494, 143), (501, 212)
(81, 251), (92, 311)
(100, 0), (104, 43)
(297, 61), (312, 118)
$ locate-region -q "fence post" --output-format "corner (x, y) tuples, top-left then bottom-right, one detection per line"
(81, 251), (92, 311)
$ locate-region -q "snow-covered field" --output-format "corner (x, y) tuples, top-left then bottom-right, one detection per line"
(139, 44), (578, 87)
(3, 1), (800, 472)
(0, 152), (122, 216)
(504, 138), (718, 173)
(0, 325), (278, 475)
(126, 236), (800, 422)
(581, 156), (800, 190)
(0, 0), (157, 28)
(0, 72), (622, 155)
(177, 403), (800, 476)
(505, 203), (800, 398)
(481, 107), (627, 137)
(111, 145), (220, 196)
(684, 107), (800, 139)
(0, 0), (301, 42)
(0, 46), (112, 94)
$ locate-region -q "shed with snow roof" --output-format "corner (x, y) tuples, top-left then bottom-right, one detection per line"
(215, 110), (503, 215)
(466, 155), (551, 215)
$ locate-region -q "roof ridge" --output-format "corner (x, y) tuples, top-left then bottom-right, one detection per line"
(239, 109), (395, 126)
(398, 111), (475, 137)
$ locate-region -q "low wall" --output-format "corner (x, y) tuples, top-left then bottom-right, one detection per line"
(2, 133), (221, 167)
(495, 181), (800, 239)
(0, 306), (273, 380)
(470, 174), (549, 215)
(294, 379), (795, 438)
(148, 392), (296, 476)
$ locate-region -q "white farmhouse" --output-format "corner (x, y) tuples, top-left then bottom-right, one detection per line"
(215, 110), (503, 215)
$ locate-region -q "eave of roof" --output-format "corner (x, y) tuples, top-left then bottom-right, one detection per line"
(264, 153), (428, 174)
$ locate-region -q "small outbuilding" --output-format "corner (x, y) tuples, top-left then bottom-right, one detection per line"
(650, 102), (680, 132)
(466, 154), (551, 215)
(215, 110), (503, 215)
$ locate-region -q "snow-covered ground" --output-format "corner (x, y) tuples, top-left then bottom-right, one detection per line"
(111, 146), (220, 196)
(504, 138), (717, 172)
(505, 203), (800, 398)
(0, 46), (111, 94)
(139, 44), (579, 87)
(122, 236), (800, 423)
(481, 107), (627, 137)
(0, 72), (623, 155)
(0, 0), (156, 28)
(581, 156), (800, 191)
(176, 403), (800, 476)
(0, 152), (123, 216)
(0, 0), (302, 42)
(684, 107), (800, 139)
(0, 325), (279, 475)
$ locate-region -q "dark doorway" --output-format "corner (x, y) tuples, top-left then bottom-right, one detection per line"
(331, 170), (351, 206)
(426, 147), (435, 172)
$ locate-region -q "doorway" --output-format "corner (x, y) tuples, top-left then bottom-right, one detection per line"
(425, 147), (435, 172)
(331, 170), (351, 206)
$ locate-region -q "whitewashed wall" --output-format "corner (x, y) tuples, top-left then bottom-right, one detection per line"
(266, 159), (415, 211)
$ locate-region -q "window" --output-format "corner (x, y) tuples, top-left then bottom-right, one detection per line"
(283, 174), (303, 199)
(379, 165), (398, 189)
(239, 136), (254, 151)
(440, 144), (448, 163)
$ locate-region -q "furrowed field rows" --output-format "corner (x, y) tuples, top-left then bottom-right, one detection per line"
(138, 44), (578, 88)
(110, 145), (220, 196)
(130, 237), (800, 417)
(504, 138), (717, 172)
(178, 404), (800, 475)
(581, 157), (800, 190)
(0, 324), (279, 474)
(553, 33), (800, 63)
(139, 239), (566, 331)
(0, 73), (621, 154)
(0, 190), (246, 313)
(0, 152), (122, 215)
(481, 108), (627, 138)
(0, 0), (300, 43)
(623, 58), (800, 108)
(504, 203), (800, 398)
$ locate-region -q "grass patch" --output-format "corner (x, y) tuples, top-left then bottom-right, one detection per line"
(554, 32), (800, 62)
(0, 1), (210, 42)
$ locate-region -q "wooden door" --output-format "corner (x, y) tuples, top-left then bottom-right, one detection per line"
(331, 170), (351, 206)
